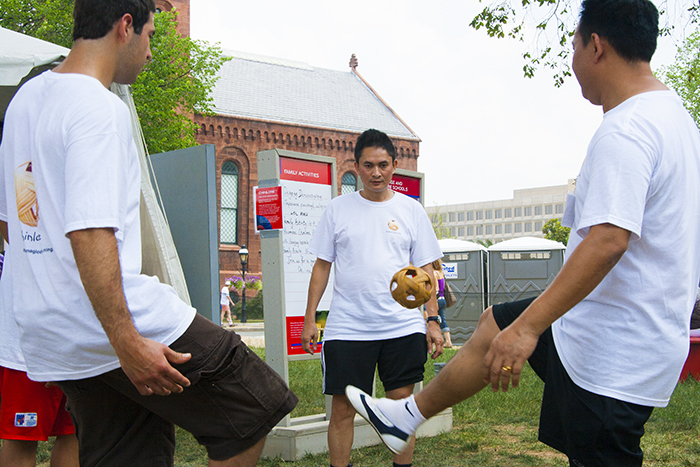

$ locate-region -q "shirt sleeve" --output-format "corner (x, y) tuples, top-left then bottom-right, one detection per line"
(308, 201), (336, 263)
(576, 132), (655, 241)
(410, 202), (443, 267)
(63, 96), (131, 238)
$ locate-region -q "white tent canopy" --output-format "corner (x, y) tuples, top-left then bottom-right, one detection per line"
(0, 26), (70, 118)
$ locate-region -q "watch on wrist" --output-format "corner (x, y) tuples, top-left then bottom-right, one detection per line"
(426, 316), (440, 324)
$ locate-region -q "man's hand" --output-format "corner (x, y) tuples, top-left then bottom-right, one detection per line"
(426, 321), (444, 359)
(115, 334), (191, 396)
(301, 318), (319, 355)
(482, 319), (539, 392)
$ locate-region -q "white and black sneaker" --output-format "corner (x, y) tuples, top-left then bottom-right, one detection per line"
(345, 385), (411, 454)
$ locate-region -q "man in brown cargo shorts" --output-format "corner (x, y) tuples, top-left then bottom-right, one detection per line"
(0, 0), (297, 465)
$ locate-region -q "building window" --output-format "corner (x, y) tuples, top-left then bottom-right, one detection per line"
(467, 226), (474, 236)
(504, 224), (512, 234)
(514, 207), (522, 217)
(467, 212), (474, 221)
(535, 221), (543, 231)
(555, 204), (564, 214)
(458, 227), (465, 237)
(485, 210), (492, 220)
(449, 227), (456, 237)
(535, 206), (542, 216)
(545, 205), (554, 215)
(476, 226), (483, 236)
(476, 211), (483, 220)
(524, 206), (532, 217)
(341, 172), (357, 194)
(494, 209), (502, 219)
(524, 222), (532, 232)
(220, 161), (239, 245)
(495, 225), (502, 234)
(449, 212), (456, 223)
(504, 208), (512, 218)
(485, 225), (492, 235)
(441, 214), (447, 222)
(514, 223), (522, 233)
(458, 212), (465, 222)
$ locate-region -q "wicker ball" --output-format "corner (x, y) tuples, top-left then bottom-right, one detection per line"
(390, 266), (434, 309)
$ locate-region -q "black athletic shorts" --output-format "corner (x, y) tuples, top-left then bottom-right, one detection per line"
(492, 298), (654, 467)
(321, 333), (427, 395)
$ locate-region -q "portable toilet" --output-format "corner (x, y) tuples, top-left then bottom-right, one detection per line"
(488, 237), (566, 305)
(438, 239), (488, 344)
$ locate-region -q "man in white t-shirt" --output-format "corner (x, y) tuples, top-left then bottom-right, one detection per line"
(345, 1), (700, 466)
(301, 129), (444, 467)
(0, 1), (296, 466)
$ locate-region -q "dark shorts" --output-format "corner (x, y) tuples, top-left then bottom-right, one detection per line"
(57, 314), (298, 466)
(321, 333), (427, 395)
(492, 298), (654, 467)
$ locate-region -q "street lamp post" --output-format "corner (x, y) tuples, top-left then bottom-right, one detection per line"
(239, 245), (249, 323)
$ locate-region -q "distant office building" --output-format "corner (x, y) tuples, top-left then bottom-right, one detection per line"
(427, 180), (575, 244)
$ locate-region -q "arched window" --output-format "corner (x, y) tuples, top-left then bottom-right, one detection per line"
(341, 172), (357, 195)
(220, 161), (239, 244)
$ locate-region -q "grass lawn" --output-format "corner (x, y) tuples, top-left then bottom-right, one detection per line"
(31, 347), (700, 466)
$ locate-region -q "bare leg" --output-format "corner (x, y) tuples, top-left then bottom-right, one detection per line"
(415, 307), (501, 419)
(386, 385), (417, 465)
(208, 436), (265, 467)
(0, 439), (38, 467)
(49, 434), (79, 467)
(328, 394), (356, 467)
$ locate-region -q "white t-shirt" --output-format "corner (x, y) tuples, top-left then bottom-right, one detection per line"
(0, 71), (196, 381)
(220, 286), (231, 306)
(308, 191), (442, 341)
(0, 253), (25, 372)
(553, 90), (700, 407)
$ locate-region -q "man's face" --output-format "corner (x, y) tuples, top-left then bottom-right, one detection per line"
(115, 12), (155, 85)
(571, 26), (598, 105)
(355, 146), (397, 195)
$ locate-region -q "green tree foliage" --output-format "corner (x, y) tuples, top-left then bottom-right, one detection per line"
(429, 211), (451, 239)
(542, 218), (571, 246)
(659, 29), (700, 126)
(469, 0), (699, 86)
(0, 1), (228, 154)
(133, 10), (228, 154)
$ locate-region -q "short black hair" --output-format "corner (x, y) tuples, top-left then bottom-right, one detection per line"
(579, 0), (658, 62)
(354, 129), (396, 164)
(73, 0), (156, 41)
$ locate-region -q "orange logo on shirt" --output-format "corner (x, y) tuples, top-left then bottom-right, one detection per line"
(388, 220), (399, 231)
(15, 162), (38, 227)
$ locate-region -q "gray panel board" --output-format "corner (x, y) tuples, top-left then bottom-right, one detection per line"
(150, 145), (219, 322)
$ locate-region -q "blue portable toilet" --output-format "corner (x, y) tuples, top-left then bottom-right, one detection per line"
(438, 239), (488, 344)
(488, 237), (566, 306)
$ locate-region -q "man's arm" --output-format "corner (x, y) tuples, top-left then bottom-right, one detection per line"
(420, 263), (444, 359)
(483, 223), (630, 391)
(301, 258), (332, 355)
(68, 228), (192, 396)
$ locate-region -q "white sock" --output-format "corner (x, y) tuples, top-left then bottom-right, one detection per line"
(375, 394), (426, 435)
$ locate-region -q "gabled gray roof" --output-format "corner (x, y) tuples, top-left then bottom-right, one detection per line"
(210, 50), (419, 140)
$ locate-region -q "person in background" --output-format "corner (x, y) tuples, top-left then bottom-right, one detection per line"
(220, 280), (235, 326)
(432, 259), (452, 348)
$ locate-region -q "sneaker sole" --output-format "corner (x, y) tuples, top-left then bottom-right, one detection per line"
(345, 385), (410, 455)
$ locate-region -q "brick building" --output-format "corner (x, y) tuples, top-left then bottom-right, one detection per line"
(155, 0), (421, 283)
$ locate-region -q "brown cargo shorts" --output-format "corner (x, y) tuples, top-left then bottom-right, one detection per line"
(57, 314), (298, 466)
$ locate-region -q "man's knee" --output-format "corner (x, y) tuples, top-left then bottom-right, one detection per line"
(470, 306), (501, 349)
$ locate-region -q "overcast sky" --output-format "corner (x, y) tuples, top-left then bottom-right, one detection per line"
(190, 0), (682, 207)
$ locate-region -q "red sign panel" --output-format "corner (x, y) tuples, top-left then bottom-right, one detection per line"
(390, 174), (421, 201)
(254, 186), (283, 231)
(280, 157), (332, 185)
